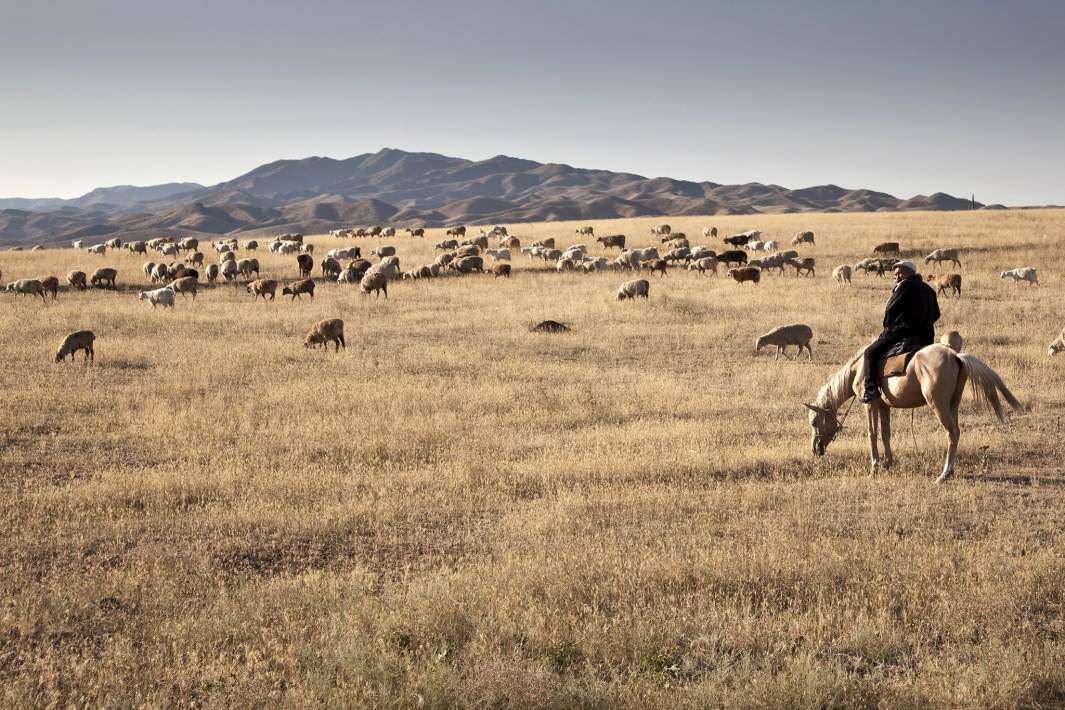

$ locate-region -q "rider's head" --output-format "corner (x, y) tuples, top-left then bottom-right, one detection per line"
(893, 260), (916, 282)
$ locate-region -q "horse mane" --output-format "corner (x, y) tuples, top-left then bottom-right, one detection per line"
(814, 349), (864, 412)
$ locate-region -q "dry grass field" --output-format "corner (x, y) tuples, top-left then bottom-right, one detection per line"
(2, 210), (1064, 707)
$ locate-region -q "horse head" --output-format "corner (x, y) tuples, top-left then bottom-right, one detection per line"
(804, 403), (840, 456)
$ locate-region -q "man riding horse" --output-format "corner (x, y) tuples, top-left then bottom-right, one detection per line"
(861, 260), (941, 403)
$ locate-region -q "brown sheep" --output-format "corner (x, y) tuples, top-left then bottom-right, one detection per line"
(873, 242), (900, 255)
(282, 279), (316, 300)
(596, 234), (626, 250)
(728, 267), (761, 284)
(66, 270), (88, 290)
(296, 253), (313, 277)
(718, 250), (748, 268)
(406, 227), (425, 237)
(642, 259), (669, 277)
(446, 226), (466, 237)
(305, 319), (345, 351)
(39, 275), (60, 300)
(492, 264), (511, 278)
(360, 271), (388, 298)
(247, 279), (279, 301)
(89, 268), (118, 289)
(169, 276), (198, 300)
(452, 256), (485, 274)
(927, 273), (962, 297)
(785, 257), (816, 277)
(55, 330), (95, 364)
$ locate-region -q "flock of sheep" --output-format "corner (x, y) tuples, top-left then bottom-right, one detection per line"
(1, 221), (1055, 364)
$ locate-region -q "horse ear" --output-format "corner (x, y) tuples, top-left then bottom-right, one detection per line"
(803, 403), (826, 414)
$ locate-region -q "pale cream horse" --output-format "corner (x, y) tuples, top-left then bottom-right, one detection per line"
(804, 343), (1021, 482)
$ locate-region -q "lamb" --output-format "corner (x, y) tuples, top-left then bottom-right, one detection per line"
(1048, 328), (1065, 357)
(66, 270), (88, 290)
(360, 270), (389, 298)
(484, 248), (511, 261)
(927, 273), (962, 297)
(205, 263), (220, 283)
(55, 330), (95, 364)
(755, 324), (814, 360)
(688, 256), (718, 276)
(832, 264), (852, 287)
(940, 331), (964, 352)
(6, 279), (47, 300)
(168, 276), (198, 300)
(1000, 267), (1038, 286)
(792, 231), (815, 246)
(642, 259), (668, 277)
(615, 279), (650, 300)
(247, 279), (279, 301)
(492, 264), (511, 278)
(282, 279), (316, 300)
(90, 268), (118, 289)
(304, 319), (345, 351)
(321, 256), (342, 278)
(728, 267), (761, 284)
(87, 244), (107, 255)
(925, 248), (962, 268)
(785, 257), (816, 277)
(138, 287), (176, 308)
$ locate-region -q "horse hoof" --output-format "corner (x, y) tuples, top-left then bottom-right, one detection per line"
(935, 471), (954, 484)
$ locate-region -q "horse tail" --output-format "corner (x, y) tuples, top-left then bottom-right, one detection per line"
(956, 353), (1023, 421)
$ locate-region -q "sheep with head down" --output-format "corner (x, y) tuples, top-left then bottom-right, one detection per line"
(282, 279), (316, 300)
(56, 331), (95, 364)
(755, 324), (813, 360)
(66, 270), (88, 290)
(360, 270), (389, 298)
(615, 279), (650, 300)
(305, 319), (345, 351)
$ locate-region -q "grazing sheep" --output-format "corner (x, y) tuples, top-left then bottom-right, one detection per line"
(614, 250), (641, 270)
(452, 256), (485, 274)
(777, 249), (799, 261)
(456, 245), (482, 258)
(37, 275), (60, 300)
(832, 264), (852, 287)
(576, 226), (594, 236)
(499, 236), (521, 249)
(178, 237), (198, 252)
(940, 331), (964, 352)
(433, 253), (455, 271)
(718, 250), (748, 268)
(205, 263), (220, 283)
(104, 238), (122, 250)
(370, 245), (396, 259)
(541, 248), (563, 262)
(296, 253), (313, 277)
(785, 257), (816, 277)
(492, 264), (511, 278)
(925, 248), (962, 268)
(185, 252), (204, 266)
(327, 247), (361, 261)
(337, 265), (361, 284)
(406, 227), (425, 237)
(702, 227), (718, 239)
(615, 279), (650, 300)
(650, 224), (671, 236)
(305, 319), (345, 351)
(596, 234), (626, 250)
(220, 260), (238, 282)
(642, 259), (669, 277)
(446, 226), (467, 237)
(662, 247), (691, 263)
(755, 323), (814, 360)
(87, 244), (107, 255)
(485, 248), (511, 261)
(247, 279), (279, 301)
(1048, 328), (1065, 356)
(1000, 267), (1039, 286)
(242, 240), (259, 251)
(55, 330), (96, 364)
(927, 272), (962, 297)
(663, 236), (689, 248)
(463, 234), (489, 249)
(630, 247), (659, 263)
(531, 320), (569, 333)
(90, 268), (118, 289)
(723, 234), (750, 247)
(689, 246), (716, 260)
(792, 231), (815, 246)
(873, 242), (900, 255)
(219, 251), (236, 263)
(532, 238), (556, 249)
(321, 256), (342, 278)
(755, 253), (786, 275)
(299, 243), (314, 255)
(688, 256), (718, 276)
(556, 257), (575, 273)
(159, 243), (180, 258)
(360, 271), (389, 298)
(168, 276), (198, 300)
(127, 241), (147, 255)
(728, 267), (761, 284)
(66, 270), (88, 290)
(6, 279), (47, 300)
(744, 240), (766, 252)
(138, 287), (175, 308)
(282, 279), (316, 300)
(435, 239), (459, 251)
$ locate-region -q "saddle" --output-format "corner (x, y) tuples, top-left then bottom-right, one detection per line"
(879, 340), (921, 378)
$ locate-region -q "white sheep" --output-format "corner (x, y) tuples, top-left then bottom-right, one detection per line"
(485, 248), (511, 261)
(1000, 267), (1038, 286)
(755, 324), (814, 360)
(138, 287), (176, 308)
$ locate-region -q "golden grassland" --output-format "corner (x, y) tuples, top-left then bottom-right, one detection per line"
(1, 209), (1064, 707)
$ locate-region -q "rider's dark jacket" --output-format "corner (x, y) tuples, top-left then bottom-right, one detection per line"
(881, 274), (941, 345)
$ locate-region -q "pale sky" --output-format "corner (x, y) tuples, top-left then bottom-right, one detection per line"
(1, 0), (1062, 205)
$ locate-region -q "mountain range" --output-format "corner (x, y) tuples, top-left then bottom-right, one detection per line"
(0, 148), (994, 246)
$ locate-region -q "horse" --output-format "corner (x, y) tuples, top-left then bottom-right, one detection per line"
(804, 343), (1021, 482)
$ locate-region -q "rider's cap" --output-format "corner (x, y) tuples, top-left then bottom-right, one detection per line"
(893, 260), (917, 272)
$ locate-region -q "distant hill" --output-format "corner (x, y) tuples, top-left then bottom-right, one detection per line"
(0, 149), (992, 245)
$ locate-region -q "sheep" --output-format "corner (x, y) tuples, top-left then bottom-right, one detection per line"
(642, 259), (669, 277)
(499, 236), (521, 249)
(370, 245), (396, 260)
(87, 244), (107, 255)
(205, 263), (220, 284)
(650, 224), (671, 236)
(532, 238), (556, 249)
(614, 251), (641, 270)
(282, 279), (316, 300)
(406, 227), (425, 237)
(492, 264), (512, 278)
(718, 250), (748, 268)
(66, 270), (88, 290)
(90, 268), (118, 289)
(127, 241), (146, 255)
(940, 331), (964, 352)
(702, 227), (718, 239)
(337, 265), (361, 284)
(1048, 328), (1065, 357)
(220, 260), (238, 282)
(744, 240), (766, 252)
(327, 247), (361, 260)
(792, 231), (815, 246)
(728, 267), (761, 284)
(873, 242), (900, 255)
(663, 236), (689, 249)
(462, 234), (489, 249)
(321, 257), (342, 278)
(242, 240), (259, 251)
(927, 273), (962, 297)
(690, 246), (716, 260)
(305, 319), (345, 351)
(925, 248), (962, 268)
(762, 240), (778, 252)
(168, 276), (198, 300)
(185, 252), (204, 266)
(785, 257), (816, 277)
(72, 240), (83, 249)
(360, 270), (389, 298)
(300, 243), (315, 255)
(541, 248), (563, 262)
(435, 239), (459, 251)
(596, 234), (626, 249)
(1000, 267), (1038, 286)
(159, 243), (180, 258)
(576, 226), (594, 236)
(688, 256), (718, 276)
(556, 258), (575, 273)
(455, 245), (481, 258)
(490, 225), (508, 236)
(616, 278), (650, 300)
(37, 275), (60, 300)
(832, 264), (852, 287)
(581, 256), (610, 271)
(5, 279), (47, 300)
(723, 234), (750, 247)
(178, 237), (199, 252)
(219, 251), (236, 263)
(755, 324), (814, 360)
(452, 256), (485, 274)
(138, 287), (175, 308)
(51, 330), (95, 367)
(755, 253), (786, 275)
(662, 247), (691, 263)
(485, 248), (511, 261)
(292, 253), (312, 278)
(247, 279), (279, 301)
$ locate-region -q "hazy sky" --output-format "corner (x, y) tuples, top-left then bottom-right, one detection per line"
(2, 0), (1062, 204)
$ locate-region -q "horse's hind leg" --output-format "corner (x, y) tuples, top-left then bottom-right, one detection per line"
(928, 397), (961, 483)
(879, 407), (894, 469)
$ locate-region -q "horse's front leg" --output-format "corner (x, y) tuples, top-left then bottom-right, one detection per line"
(867, 405), (880, 475)
(879, 406), (894, 469)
